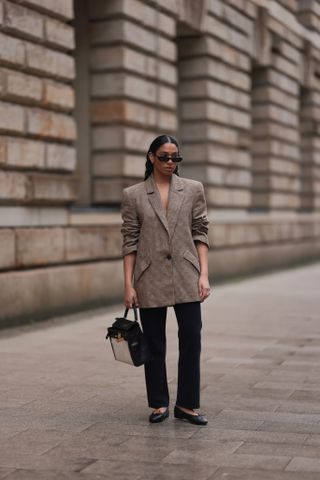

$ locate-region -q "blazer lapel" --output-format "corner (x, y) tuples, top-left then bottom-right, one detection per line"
(166, 173), (184, 239)
(145, 172), (169, 234)
(145, 172), (184, 239)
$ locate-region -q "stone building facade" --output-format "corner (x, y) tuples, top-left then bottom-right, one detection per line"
(0, 0), (320, 325)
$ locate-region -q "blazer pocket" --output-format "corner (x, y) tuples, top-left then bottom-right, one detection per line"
(183, 250), (200, 273)
(134, 257), (152, 281)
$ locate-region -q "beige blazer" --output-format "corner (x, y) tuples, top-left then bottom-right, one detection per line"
(121, 171), (210, 308)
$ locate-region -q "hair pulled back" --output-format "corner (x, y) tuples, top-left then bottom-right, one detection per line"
(144, 134), (180, 180)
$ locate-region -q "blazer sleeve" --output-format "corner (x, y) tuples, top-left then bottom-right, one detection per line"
(120, 189), (141, 257)
(192, 182), (210, 248)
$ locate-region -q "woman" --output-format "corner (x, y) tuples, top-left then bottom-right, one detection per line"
(121, 134), (211, 425)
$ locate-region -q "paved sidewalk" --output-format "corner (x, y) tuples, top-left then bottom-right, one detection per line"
(1, 263), (320, 479)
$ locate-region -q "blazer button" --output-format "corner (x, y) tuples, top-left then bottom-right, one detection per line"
(166, 254), (172, 260)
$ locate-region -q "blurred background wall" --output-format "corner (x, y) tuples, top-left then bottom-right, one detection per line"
(0, 0), (320, 326)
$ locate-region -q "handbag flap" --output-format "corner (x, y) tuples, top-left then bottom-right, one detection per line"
(112, 317), (137, 331)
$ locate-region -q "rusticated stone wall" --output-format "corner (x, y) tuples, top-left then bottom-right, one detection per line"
(0, 0), (76, 205)
(88, 0), (177, 204)
(0, 0), (320, 326)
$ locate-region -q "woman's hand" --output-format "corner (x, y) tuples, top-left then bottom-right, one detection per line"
(198, 274), (211, 302)
(124, 285), (139, 308)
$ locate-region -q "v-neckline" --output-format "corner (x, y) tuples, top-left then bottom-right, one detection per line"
(152, 173), (172, 217)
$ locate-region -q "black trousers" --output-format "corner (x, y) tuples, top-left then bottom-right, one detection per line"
(139, 301), (202, 409)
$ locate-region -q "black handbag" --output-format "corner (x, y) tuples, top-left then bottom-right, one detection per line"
(106, 305), (152, 366)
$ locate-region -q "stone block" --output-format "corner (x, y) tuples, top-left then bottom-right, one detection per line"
(93, 152), (124, 176)
(268, 17), (302, 50)
(0, 0), (3, 25)
(178, 36), (250, 71)
(301, 105), (320, 122)
(123, 48), (177, 85)
(42, 80), (74, 111)
(183, 143), (251, 169)
(159, 84), (176, 109)
(298, 10), (320, 30)
(0, 31), (25, 67)
(0, 101), (24, 133)
(15, 0), (73, 20)
(228, 0), (257, 18)
(266, 69), (299, 96)
(252, 85), (299, 111)
(89, 45), (123, 70)
(93, 153), (143, 177)
(280, 0), (299, 13)
(257, 174), (300, 192)
(0, 229), (15, 269)
(89, 46), (177, 85)
(179, 79), (250, 110)
(0, 135), (5, 162)
(203, 14), (252, 54)
(210, 239), (320, 280)
(92, 73), (176, 109)
(29, 174), (77, 203)
(92, 126), (155, 152)
(90, 99), (126, 124)
(123, 127), (156, 152)
(180, 122), (239, 146)
(179, 57), (250, 91)
(0, 171), (29, 201)
(252, 140), (299, 160)
(183, 165), (251, 188)
(91, 72), (124, 97)
(89, 0), (175, 38)
(0, 69), (4, 94)
(3, 68), (43, 103)
(210, 223), (228, 247)
(123, 154), (145, 176)
(159, 109), (177, 131)
(253, 105), (298, 127)
(90, 99), (177, 131)
(16, 227), (64, 266)
(268, 157), (299, 176)
(3, 1), (44, 40)
(4, 136), (45, 168)
(26, 108), (76, 141)
(253, 191), (300, 209)
(0, 260), (123, 323)
(286, 457), (320, 472)
(90, 19), (175, 61)
(159, 36), (176, 62)
(253, 122), (299, 144)
(181, 100), (251, 129)
(46, 143), (76, 171)
(272, 53), (300, 80)
(206, 185), (251, 207)
(93, 179), (127, 204)
(92, 126), (123, 151)
(272, 221), (293, 242)
(208, 1), (254, 35)
(65, 226), (121, 261)
(0, 206), (68, 227)
(25, 42), (75, 80)
(44, 17), (74, 50)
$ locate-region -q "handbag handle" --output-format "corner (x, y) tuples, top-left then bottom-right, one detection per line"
(124, 304), (138, 322)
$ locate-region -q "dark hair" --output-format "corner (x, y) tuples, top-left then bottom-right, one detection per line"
(144, 134), (180, 180)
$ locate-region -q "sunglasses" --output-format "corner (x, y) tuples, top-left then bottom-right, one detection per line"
(155, 154), (183, 163)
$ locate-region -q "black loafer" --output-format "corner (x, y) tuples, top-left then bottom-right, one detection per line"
(174, 406), (208, 425)
(149, 408), (169, 423)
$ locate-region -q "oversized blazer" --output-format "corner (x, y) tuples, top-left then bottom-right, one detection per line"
(120, 171), (210, 308)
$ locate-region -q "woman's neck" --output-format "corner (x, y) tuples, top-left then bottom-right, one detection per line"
(152, 170), (172, 186)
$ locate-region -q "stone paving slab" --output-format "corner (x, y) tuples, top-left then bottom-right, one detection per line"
(1, 263), (320, 479)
